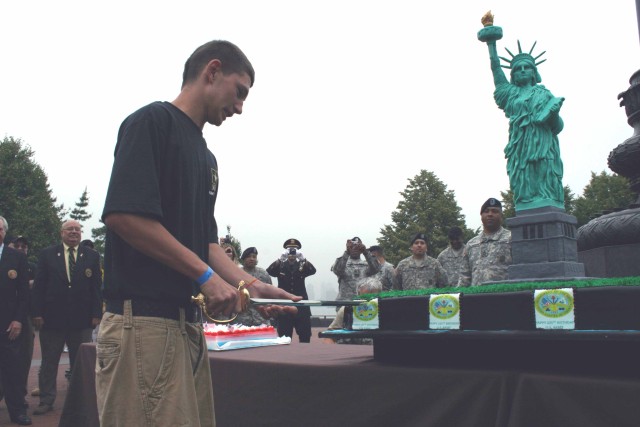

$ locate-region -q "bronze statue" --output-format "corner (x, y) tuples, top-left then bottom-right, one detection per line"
(478, 12), (565, 212)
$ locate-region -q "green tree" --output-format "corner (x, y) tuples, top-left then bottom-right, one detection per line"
(377, 170), (472, 266)
(573, 171), (635, 227)
(91, 224), (106, 258)
(70, 187), (92, 223)
(0, 136), (64, 257)
(500, 185), (576, 220)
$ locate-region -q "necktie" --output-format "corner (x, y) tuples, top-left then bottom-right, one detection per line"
(68, 247), (76, 281)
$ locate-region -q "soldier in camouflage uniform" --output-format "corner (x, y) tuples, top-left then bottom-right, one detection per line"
(368, 245), (394, 291)
(458, 198), (512, 287)
(437, 227), (466, 286)
(235, 247), (273, 326)
(394, 233), (447, 290)
(331, 237), (380, 301)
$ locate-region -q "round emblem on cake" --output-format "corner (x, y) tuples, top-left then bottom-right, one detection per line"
(429, 295), (460, 320)
(353, 300), (378, 321)
(534, 289), (573, 318)
(7, 270), (17, 279)
(85, 268), (92, 278)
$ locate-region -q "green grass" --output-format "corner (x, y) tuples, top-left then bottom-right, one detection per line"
(360, 276), (640, 299)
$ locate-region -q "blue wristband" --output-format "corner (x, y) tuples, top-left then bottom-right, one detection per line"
(197, 266), (214, 286)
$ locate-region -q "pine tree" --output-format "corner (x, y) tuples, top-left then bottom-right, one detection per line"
(377, 170), (472, 266)
(70, 187), (92, 223)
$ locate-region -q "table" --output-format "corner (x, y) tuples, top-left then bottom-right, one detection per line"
(60, 341), (640, 427)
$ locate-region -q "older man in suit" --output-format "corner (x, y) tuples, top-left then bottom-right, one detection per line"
(31, 220), (102, 415)
(0, 216), (32, 425)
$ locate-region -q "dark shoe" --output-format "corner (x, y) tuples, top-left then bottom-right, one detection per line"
(32, 404), (53, 415)
(10, 414), (33, 425)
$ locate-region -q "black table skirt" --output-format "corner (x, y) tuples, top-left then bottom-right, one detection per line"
(60, 341), (640, 427)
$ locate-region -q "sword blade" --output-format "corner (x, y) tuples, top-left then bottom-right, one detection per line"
(250, 298), (367, 307)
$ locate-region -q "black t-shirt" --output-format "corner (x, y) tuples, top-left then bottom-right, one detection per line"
(102, 102), (218, 306)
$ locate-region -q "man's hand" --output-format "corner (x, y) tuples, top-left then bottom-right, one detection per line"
(7, 320), (22, 340)
(200, 274), (241, 318)
(279, 250), (288, 262)
(32, 317), (44, 330)
(296, 250), (305, 262)
(248, 281), (302, 319)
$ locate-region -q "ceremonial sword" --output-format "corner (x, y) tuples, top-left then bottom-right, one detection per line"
(250, 298), (367, 307)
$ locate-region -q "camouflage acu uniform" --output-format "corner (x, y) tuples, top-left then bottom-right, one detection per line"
(375, 261), (395, 291)
(394, 256), (447, 290)
(332, 251), (380, 301)
(457, 227), (512, 287)
(235, 266), (273, 326)
(437, 245), (466, 286)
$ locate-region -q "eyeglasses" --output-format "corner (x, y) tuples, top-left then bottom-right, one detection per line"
(62, 227), (82, 232)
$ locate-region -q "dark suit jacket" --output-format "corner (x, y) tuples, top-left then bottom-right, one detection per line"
(0, 245), (29, 335)
(32, 244), (102, 330)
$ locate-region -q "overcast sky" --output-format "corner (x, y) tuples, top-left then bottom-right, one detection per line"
(1, 1), (638, 301)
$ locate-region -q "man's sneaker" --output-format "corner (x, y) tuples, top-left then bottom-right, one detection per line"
(30, 388), (40, 397)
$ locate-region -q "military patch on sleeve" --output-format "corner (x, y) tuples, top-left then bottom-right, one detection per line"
(85, 268), (93, 278)
(8, 270), (17, 279)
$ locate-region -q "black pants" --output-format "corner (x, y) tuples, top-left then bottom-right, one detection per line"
(38, 327), (93, 406)
(277, 307), (311, 343)
(0, 335), (26, 418)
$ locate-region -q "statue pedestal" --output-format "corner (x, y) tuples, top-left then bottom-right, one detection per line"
(506, 206), (586, 280)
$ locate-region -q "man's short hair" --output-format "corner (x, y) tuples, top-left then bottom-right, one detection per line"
(368, 245), (383, 255)
(182, 40), (255, 88)
(447, 227), (463, 240)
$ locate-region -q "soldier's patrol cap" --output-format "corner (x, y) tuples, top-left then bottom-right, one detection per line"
(283, 238), (302, 249)
(351, 237), (362, 244)
(481, 198), (502, 213)
(411, 233), (428, 245)
(241, 247), (258, 260)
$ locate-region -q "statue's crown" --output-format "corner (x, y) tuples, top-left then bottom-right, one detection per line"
(499, 40), (546, 69)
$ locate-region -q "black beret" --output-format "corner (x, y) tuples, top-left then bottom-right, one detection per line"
(480, 198), (502, 214)
(12, 235), (29, 246)
(241, 247), (258, 260)
(411, 233), (428, 245)
(283, 238), (301, 249)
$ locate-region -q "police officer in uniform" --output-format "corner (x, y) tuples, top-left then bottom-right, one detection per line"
(267, 239), (316, 343)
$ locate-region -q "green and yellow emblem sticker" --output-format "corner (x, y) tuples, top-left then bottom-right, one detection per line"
(534, 288), (575, 329)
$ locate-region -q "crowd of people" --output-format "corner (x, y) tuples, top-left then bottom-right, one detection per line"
(0, 197), (514, 426)
(0, 217), (101, 425)
(0, 39), (515, 426)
